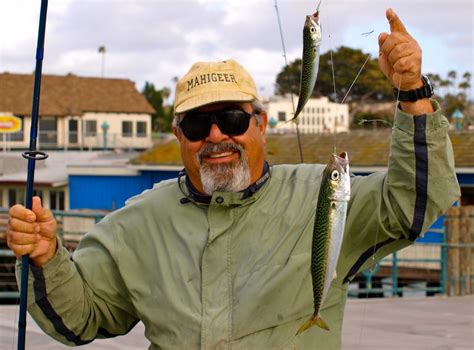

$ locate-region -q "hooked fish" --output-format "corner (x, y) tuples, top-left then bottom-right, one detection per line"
(292, 1), (322, 121)
(296, 152), (351, 335)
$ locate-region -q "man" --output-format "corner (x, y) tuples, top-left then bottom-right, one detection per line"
(7, 9), (459, 349)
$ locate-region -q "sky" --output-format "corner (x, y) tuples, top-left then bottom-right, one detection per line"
(0, 0), (473, 102)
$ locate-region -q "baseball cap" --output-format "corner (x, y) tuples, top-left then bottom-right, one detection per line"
(174, 59), (259, 114)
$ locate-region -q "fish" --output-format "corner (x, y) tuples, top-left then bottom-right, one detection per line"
(296, 152), (351, 335)
(292, 1), (322, 121)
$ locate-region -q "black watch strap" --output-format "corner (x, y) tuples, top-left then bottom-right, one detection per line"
(393, 75), (434, 102)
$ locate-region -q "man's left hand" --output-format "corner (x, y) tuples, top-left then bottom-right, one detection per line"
(378, 8), (422, 91)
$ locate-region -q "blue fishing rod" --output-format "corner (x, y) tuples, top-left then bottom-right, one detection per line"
(18, 0), (49, 349)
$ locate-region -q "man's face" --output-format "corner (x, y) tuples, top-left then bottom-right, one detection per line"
(173, 101), (268, 195)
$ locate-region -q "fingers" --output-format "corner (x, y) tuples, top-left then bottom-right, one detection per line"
(388, 42), (415, 68)
(7, 231), (39, 253)
(380, 31), (409, 58)
(9, 203), (36, 223)
(7, 210), (40, 256)
(378, 32), (389, 48)
(32, 196), (54, 223)
(393, 56), (419, 76)
(386, 8), (407, 34)
(8, 216), (39, 234)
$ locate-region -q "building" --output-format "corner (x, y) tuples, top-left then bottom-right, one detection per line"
(0, 149), (180, 211)
(0, 73), (154, 150)
(265, 96), (350, 134)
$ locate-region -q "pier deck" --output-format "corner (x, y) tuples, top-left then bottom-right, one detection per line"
(1, 296), (472, 349)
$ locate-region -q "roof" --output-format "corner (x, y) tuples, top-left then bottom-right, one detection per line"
(0, 73), (155, 116)
(131, 130), (474, 169)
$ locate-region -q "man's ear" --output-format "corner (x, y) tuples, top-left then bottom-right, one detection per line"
(258, 111), (268, 135)
(172, 126), (182, 141)
(258, 111), (268, 145)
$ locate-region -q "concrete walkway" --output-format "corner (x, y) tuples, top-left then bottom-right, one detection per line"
(1, 296), (473, 349)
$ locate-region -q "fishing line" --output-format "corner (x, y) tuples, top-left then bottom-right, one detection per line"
(356, 221), (382, 349)
(353, 26), (404, 349)
(356, 78), (403, 349)
(340, 54), (371, 104)
(273, 0), (304, 163)
(322, 0), (339, 155)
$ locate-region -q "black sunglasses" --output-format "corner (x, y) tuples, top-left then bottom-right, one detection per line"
(179, 108), (255, 142)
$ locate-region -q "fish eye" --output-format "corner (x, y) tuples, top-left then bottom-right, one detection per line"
(331, 170), (339, 181)
(310, 27), (315, 33)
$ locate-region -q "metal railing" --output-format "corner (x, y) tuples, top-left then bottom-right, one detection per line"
(2, 210), (471, 300)
(4, 131), (152, 150)
(0, 209), (106, 300)
(349, 228), (449, 298)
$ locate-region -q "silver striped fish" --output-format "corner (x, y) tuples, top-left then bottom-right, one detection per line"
(296, 152), (351, 335)
(292, 2), (322, 121)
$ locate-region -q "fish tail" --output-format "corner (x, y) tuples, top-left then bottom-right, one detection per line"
(295, 314), (330, 335)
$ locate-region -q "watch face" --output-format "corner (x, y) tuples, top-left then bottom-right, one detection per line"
(422, 75), (433, 91)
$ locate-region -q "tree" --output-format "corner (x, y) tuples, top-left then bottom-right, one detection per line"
(141, 82), (174, 132)
(461, 71), (472, 102)
(275, 46), (393, 103)
(443, 93), (466, 119)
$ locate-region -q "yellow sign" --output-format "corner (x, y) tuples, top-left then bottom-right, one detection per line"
(0, 115), (22, 133)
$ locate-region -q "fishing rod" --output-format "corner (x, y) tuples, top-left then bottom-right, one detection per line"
(17, 0), (49, 349)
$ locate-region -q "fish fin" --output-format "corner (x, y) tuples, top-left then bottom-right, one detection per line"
(315, 316), (330, 331)
(295, 314), (330, 335)
(288, 114), (300, 123)
(332, 270), (337, 280)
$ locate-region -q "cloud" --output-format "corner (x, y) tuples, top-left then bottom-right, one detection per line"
(0, 0), (472, 98)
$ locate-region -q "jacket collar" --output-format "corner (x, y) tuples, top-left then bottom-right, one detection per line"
(178, 161), (271, 204)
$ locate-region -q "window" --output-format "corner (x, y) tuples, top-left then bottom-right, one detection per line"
(69, 119), (78, 144)
(122, 121), (133, 137)
(277, 111), (286, 122)
(50, 190), (65, 210)
(85, 120), (97, 137)
(8, 188), (43, 207)
(10, 115), (24, 141)
(39, 117), (57, 144)
(136, 121), (147, 137)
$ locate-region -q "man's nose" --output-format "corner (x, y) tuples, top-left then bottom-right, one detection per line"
(206, 123), (229, 143)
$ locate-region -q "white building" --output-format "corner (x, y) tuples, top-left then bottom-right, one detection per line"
(265, 96), (350, 134)
(0, 73), (154, 150)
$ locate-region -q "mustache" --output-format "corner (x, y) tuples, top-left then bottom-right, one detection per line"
(197, 142), (244, 162)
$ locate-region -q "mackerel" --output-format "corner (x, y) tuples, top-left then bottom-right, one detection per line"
(292, 1), (322, 121)
(296, 152), (351, 335)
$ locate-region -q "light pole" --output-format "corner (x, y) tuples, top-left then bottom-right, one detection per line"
(98, 45), (106, 77)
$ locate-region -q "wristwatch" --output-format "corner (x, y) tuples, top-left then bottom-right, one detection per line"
(393, 75), (434, 102)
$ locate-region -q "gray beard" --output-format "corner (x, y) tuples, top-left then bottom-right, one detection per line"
(197, 142), (251, 195)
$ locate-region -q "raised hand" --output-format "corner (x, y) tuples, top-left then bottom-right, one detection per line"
(378, 8), (422, 91)
(7, 196), (58, 267)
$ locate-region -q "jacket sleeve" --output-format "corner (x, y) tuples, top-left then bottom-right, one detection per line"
(16, 217), (139, 346)
(338, 100), (460, 284)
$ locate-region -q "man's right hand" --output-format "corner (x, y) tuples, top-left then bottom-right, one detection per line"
(7, 196), (58, 267)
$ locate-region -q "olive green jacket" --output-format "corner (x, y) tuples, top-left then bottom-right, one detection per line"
(19, 104), (460, 349)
